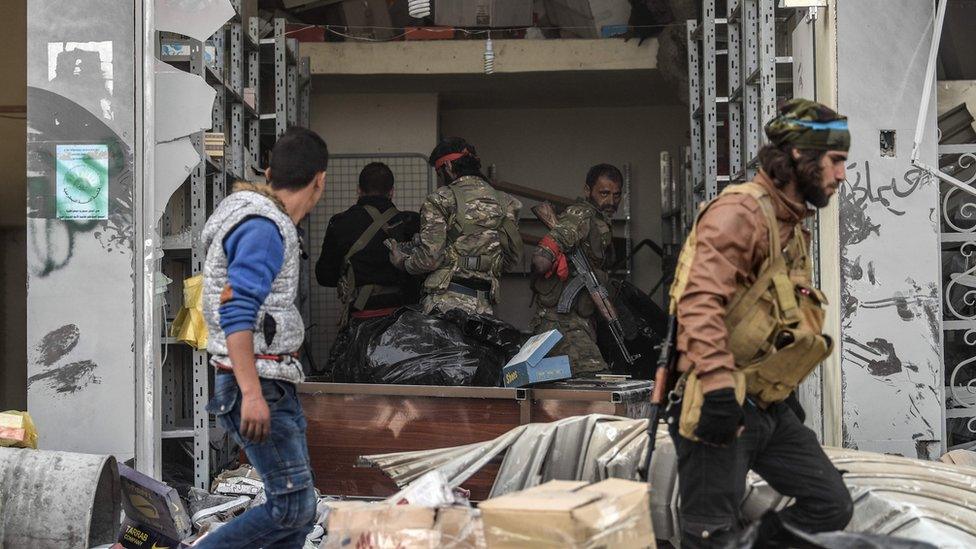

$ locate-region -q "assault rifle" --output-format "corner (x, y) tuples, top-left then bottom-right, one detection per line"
(531, 202), (639, 366)
(644, 314), (677, 483)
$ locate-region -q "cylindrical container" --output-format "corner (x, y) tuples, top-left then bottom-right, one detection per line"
(0, 447), (121, 548)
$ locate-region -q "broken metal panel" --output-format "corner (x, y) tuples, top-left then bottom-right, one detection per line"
(155, 0), (234, 43)
(26, 0), (137, 458)
(364, 415), (976, 547)
(154, 137), (200, 223)
(154, 59), (216, 143)
(741, 448), (976, 546)
(835, 0), (945, 457)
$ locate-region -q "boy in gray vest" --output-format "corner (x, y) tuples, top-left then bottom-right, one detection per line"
(195, 127), (327, 548)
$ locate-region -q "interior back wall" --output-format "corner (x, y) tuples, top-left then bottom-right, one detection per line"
(440, 105), (688, 329)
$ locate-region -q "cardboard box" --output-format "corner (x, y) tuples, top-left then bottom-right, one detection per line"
(434, 0), (533, 28)
(116, 519), (181, 549)
(505, 329), (562, 368)
(478, 478), (654, 548)
(545, 0), (631, 39)
(331, 0), (395, 40)
(118, 463), (193, 542)
(204, 132), (225, 158)
(503, 354), (572, 387)
(324, 502), (486, 549)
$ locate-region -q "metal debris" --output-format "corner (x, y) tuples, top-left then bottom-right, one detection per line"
(361, 414), (976, 547)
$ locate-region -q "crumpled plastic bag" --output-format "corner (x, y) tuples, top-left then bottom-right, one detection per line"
(329, 307), (525, 386)
(171, 274), (208, 350)
(0, 410), (38, 449)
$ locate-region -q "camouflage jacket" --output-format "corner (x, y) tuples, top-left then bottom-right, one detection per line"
(404, 175), (522, 302)
(532, 198), (614, 316)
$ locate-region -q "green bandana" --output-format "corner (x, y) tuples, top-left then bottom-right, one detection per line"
(764, 98), (850, 151)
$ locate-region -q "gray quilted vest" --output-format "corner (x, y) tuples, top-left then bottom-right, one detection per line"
(201, 183), (304, 383)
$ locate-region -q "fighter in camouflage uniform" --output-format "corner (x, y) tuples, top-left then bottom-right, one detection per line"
(530, 164), (623, 377)
(390, 137), (522, 316)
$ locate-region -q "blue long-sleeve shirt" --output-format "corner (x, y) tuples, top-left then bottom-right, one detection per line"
(219, 217), (285, 336)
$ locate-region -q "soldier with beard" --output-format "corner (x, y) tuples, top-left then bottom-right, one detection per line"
(530, 164), (623, 377)
(667, 99), (854, 547)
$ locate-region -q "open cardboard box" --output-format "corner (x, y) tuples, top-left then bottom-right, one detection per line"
(324, 501), (486, 549)
(478, 478), (655, 548)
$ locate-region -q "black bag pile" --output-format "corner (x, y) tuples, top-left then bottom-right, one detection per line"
(596, 280), (668, 378)
(328, 307), (525, 386)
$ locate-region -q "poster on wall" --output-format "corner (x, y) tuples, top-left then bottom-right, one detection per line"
(56, 143), (109, 220)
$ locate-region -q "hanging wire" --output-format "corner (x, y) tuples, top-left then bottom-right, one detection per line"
(285, 22), (684, 43)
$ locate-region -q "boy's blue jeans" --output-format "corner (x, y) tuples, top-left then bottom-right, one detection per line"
(195, 373), (317, 548)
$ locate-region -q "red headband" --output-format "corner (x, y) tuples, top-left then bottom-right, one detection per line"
(434, 151), (469, 169)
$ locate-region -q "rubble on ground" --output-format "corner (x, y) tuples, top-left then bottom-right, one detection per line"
(361, 414), (976, 547)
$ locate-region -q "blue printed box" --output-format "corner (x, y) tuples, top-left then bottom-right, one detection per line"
(504, 355), (572, 388)
(506, 329), (562, 368)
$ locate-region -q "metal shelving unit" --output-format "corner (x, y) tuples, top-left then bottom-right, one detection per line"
(662, 0), (798, 306)
(158, 8), (311, 489)
(684, 0), (793, 213)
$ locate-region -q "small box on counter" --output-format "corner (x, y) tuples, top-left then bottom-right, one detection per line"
(501, 329), (565, 387)
(503, 355), (572, 388)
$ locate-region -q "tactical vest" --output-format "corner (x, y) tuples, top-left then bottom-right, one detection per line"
(424, 176), (519, 303)
(669, 181), (832, 407)
(532, 200), (613, 317)
(336, 204), (401, 327)
(201, 183), (305, 384)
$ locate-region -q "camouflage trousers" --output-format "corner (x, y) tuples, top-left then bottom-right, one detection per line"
(422, 291), (494, 316)
(530, 307), (607, 377)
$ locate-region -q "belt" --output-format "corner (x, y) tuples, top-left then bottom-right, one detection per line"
(214, 353), (299, 374)
(447, 282), (490, 300)
(350, 306), (398, 319)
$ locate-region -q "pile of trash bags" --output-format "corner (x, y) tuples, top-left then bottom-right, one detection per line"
(327, 307), (525, 386)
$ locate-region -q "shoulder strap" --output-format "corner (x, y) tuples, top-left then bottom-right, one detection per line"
(723, 184), (795, 329)
(344, 205), (399, 264)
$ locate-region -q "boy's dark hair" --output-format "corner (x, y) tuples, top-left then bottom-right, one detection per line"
(585, 163), (624, 189)
(358, 162), (395, 195)
(428, 137), (483, 178)
(269, 127), (329, 191)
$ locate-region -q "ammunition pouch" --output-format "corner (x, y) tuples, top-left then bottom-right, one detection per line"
(678, 369), (746, 441)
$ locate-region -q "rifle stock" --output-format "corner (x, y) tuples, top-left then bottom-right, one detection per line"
(644, 315), (678, 482)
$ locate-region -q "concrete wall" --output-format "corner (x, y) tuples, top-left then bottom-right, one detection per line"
(309, 93), (438, 155)
(441, 105), (687, 329)
(26, 0), (136, 458)
(834, 0), (944, 458)
(0, 0), (26, 411)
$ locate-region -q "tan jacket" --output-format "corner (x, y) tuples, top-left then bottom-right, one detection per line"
(675, 172), (812, 392)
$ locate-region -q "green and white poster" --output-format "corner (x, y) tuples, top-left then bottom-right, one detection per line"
(56, 144), (109, 220)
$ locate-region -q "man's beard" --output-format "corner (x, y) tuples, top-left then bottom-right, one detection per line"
(797, 169), (830, 208)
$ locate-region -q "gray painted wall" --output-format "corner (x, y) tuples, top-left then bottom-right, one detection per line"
(26, 1), (136, 458)
(836, 0), (944, 458)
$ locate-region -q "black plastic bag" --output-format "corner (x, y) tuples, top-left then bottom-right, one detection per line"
(328, 307), (525, 386)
